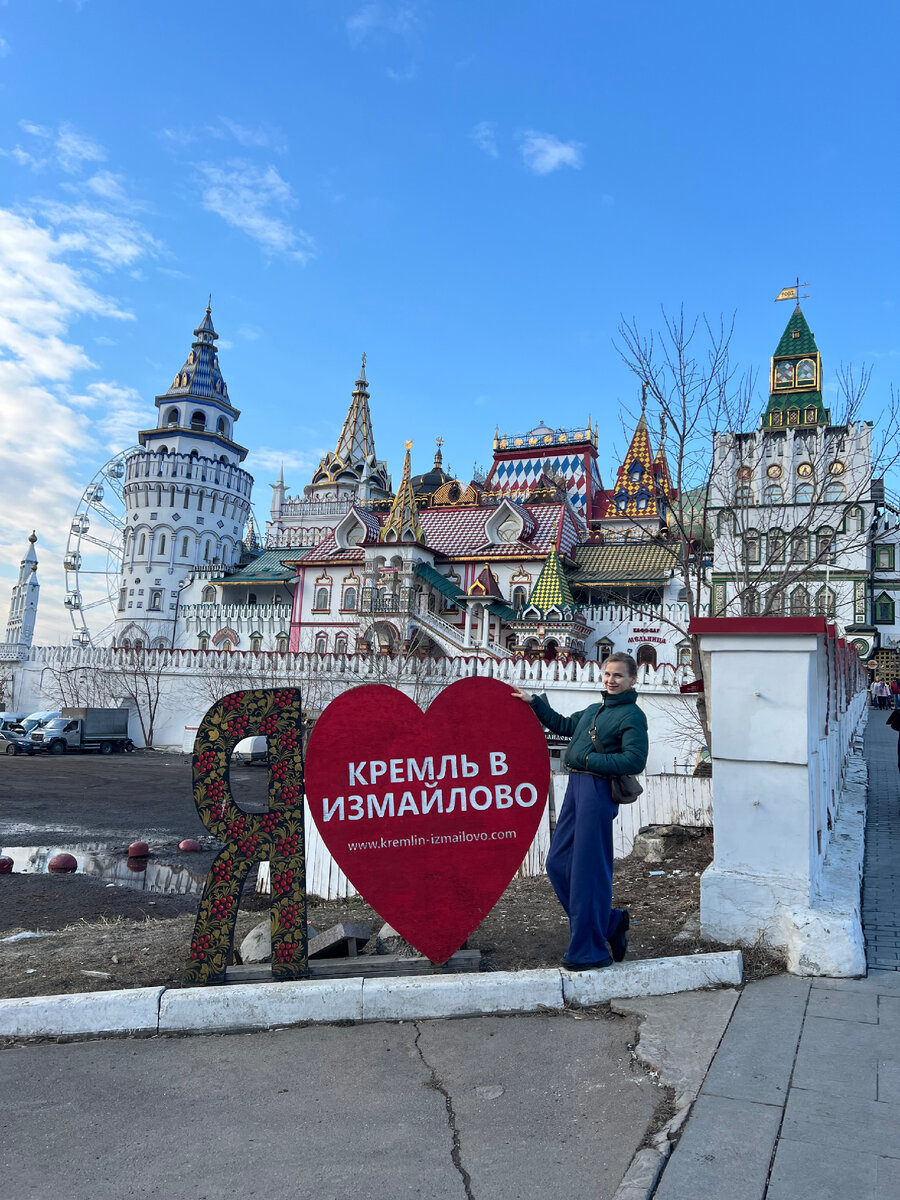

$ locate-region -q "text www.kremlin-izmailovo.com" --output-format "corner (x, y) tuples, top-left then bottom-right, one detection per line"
(346, 830), (518, 852)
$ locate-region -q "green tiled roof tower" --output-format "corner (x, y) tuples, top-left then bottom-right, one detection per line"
(527, 549), (576, 615)
(763, 305), (831, 428)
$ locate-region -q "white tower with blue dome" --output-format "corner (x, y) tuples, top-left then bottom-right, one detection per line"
(114, 305), (254, 648)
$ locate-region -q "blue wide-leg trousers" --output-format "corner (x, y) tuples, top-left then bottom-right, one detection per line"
(546, 772), (622, 964)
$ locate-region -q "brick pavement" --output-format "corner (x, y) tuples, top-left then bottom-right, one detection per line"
(863, 708), (900, 970)
(648, 709), (900, 1199)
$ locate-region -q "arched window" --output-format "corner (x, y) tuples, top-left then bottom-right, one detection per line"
(735, 484), (754, 505)
(790, 587), (810, 616)
(202, 585), (216, 603)
(221, 639), (232, 652)
(314, 587), (330, 611)
(677, 587), (688, 602)
(181, 536), (190, 557)
(166, 408), (179, 427)
(677, 641), (692, 666)
(217, 417), (226, 434)
(764, 484), (783, 504)
(717, 510), (735, 535)
(138, 533), (146, 555)
(767, 530), (785, 563)
(795, 483), (814, 504)
(636, 644), (657, 668)
(158, 533), (166, 554)
(743, 531), (760, 564)
(875, 592), (895, 624)
(846, 506), (865, 534)
(169, 485), (176, 507)
(635, 492), (649, 511)
(512, 586), (528, 610)
(315, 633), (328, 654)
(742, 588), (760, 616)
(191, 410), (206, 431)
(615, 491), (628, 513)
(816, 528), (835, 564)
(335, 634), (348, 655)
(791, 533), (809, 563)
(250, 635), (262, 652)
(628, 463), (643, 483)
(203, 540), (211, 562)
(342, 587), (357, 611)
(815, 587), (836, 617)
(824, 482), (846, 502)
(597, 639), (613, 662)
(276, 634), (289, 652)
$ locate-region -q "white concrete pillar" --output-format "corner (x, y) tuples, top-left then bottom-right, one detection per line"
(463, 603), (474, 647)
(694, 617), (866, 976)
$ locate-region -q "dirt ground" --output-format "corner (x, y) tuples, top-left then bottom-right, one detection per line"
(0, 754), (781, 1000)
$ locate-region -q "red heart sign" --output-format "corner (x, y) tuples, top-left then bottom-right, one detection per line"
(305, 677), (550, 963)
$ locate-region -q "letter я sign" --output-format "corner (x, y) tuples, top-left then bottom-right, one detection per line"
(304, 677), (550, 963)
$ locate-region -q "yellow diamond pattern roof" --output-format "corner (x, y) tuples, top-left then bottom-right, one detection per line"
(527, 548), (576, 612)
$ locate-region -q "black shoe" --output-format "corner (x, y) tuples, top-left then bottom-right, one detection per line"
(561, 956), (613, 971)
(609, 910), (630, 963)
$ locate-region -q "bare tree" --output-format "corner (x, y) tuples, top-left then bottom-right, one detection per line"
(39, 661), (118, 710)
(104, 649), (170, 747)
(616, 308), (900, 747)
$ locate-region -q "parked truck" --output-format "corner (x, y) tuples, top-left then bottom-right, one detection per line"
(29, 708), (133, 755)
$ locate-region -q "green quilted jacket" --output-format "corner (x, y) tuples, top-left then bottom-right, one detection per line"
(529, 689), (648, 777)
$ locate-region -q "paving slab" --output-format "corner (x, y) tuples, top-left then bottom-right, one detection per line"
(700, 973), (809, 1106)
(767, 1136), (882, 1200)
(791, 1014), (889, 1101)
(780, 1086), (900, 1159)
(806, 985), (879, 1022)
(652, 1094), (782, 1200)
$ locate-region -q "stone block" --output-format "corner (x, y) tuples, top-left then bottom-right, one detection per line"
(308, 922), (371, 959)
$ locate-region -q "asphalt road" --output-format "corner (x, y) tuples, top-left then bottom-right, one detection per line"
(0, 752), (269, 845)
(0, 1012), (662, 1200)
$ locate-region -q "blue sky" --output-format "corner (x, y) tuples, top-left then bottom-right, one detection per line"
(1, 1), (899, 642)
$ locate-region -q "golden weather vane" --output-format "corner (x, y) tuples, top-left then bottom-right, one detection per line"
(775, 277), (811, 303)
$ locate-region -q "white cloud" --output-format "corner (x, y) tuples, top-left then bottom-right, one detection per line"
(54, 124), (106, 173)
(470, 120), (498, 158)
(158, 118), (286, 153)
(346, 3), (421, 47)
(19, 121), (52, 139)
(194, 160), (315, 262)
(7, 121), (107, 175)
(518, 130), (584, 175)
(246, 446), (327, 479)
(0, 209), (142, 642)
(33, 199), (162, 270)
(68, 381), (147, 451)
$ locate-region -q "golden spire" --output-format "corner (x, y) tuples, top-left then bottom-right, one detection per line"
(380, 440), (425, 544)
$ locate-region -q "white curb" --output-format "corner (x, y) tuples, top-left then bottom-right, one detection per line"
(561, 950), (743, 1006)
(158, 977), (363, 1033)
(0, 951), (744, 1039)
(361, 969), (564, 1022)
(0, 986), (164, 1039)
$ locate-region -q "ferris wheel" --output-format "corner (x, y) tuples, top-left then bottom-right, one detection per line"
(64, 447), (139, 646)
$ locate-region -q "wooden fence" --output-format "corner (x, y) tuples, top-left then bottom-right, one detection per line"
(256, 773), (711, 901)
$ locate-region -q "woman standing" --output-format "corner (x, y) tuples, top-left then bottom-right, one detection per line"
(513, 652), (648, 970)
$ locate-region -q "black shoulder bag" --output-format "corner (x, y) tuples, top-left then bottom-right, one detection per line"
(588, 711), (644, 805)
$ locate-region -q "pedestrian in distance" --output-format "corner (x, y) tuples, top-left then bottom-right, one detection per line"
(511, 652), (648, 971)
(875, 678), (891, 710)
(890, 678), (900, 710)
(887, 707), (900, 771)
